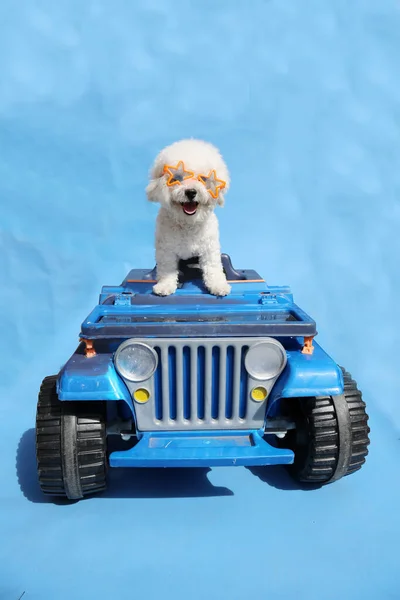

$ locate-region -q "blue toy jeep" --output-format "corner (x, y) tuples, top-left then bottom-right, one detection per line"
(35, 254), (370, 499)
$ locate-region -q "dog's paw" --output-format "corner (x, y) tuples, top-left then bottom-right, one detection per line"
(207, 279), (231, 297)
(153, 280), (177, 296)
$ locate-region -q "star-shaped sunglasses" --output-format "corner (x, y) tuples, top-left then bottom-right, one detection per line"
(163, 161), (226, 199)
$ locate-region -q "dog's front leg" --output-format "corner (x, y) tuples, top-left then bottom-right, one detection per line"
(153, 251), (179, 296)
(199, 252), (231, 297)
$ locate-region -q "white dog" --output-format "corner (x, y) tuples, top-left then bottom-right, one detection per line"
(146, 139), (231, 297)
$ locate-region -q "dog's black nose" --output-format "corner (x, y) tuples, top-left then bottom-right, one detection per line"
(185, 189), (197, 201)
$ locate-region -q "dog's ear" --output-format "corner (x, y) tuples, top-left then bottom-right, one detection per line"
(146, 179), (160, 203)
(217, 181), (229, 206)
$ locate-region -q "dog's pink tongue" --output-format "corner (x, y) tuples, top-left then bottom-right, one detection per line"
(182, 201), (197, 215)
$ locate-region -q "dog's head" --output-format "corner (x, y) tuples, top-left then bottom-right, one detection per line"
(146, 139), (230, 224)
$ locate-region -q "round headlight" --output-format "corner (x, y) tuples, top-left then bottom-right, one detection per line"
(114, 341), (158, 382)
(245, 340), (286, 381)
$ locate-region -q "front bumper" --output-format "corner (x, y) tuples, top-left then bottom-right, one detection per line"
(109, 430), (294, 468)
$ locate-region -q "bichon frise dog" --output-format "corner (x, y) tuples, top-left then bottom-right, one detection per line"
(146, 138), (231, 297)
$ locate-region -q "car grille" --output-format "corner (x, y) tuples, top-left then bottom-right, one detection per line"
(132, 338), (269, 431)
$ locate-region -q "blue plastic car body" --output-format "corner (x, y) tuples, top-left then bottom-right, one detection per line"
(35, 254), (369, 499)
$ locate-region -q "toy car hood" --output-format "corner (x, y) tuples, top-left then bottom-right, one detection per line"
(80, 254), (317, 340)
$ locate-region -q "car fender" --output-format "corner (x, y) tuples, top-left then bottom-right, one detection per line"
(266, 341), (344, 418)
(57, 350), (134, 415)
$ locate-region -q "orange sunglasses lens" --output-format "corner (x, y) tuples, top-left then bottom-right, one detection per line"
(163, 161), (194, 186)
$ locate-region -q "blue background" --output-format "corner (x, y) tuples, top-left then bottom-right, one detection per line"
(1, 1), (399, 598)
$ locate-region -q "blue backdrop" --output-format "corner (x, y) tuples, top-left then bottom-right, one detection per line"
(1, 1), (399, 598)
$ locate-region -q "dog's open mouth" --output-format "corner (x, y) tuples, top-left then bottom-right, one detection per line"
(180, 200), (198, 215)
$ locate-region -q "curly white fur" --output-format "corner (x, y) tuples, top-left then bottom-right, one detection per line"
(146, 139), (231, 297)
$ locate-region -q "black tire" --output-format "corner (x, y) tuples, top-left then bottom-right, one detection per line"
(282, 367), (370, 484)
(35, 375), (108, 500)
